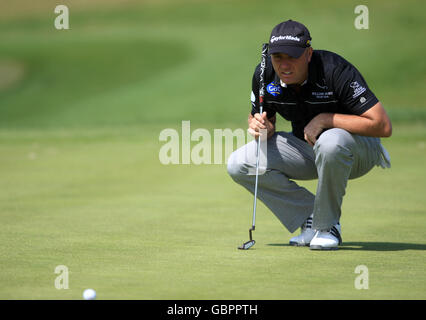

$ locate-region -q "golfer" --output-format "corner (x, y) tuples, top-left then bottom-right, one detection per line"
(227, 20), (392, 250)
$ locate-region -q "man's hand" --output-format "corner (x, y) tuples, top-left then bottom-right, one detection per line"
(248, 112), (276, 139)
(304, 113), (332, 146)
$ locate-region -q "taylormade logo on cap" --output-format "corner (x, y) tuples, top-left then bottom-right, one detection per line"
(270, 35), (301, 43)
(268, 20), (312, 58)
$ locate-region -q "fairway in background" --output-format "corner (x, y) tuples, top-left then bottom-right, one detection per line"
(0, 0), (425, 299)
(1, 0), (425, 128)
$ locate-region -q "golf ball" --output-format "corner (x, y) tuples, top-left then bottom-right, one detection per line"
(83, 288), (96, 300)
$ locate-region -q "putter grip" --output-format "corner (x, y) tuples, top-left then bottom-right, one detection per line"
(258, 43), (268, 112)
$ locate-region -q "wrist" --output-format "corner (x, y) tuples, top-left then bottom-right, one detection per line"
(319, 113), (334, 129)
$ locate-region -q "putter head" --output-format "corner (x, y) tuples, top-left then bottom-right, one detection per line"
(238, 227), (255, 250)
(238, 240), (255, 250)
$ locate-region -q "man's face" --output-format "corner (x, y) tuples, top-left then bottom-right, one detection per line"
(270, 47), (313, 85)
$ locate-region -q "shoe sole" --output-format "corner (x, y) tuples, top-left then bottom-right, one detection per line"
(289, 241), (310, 247)
(309, 245), (339, 250)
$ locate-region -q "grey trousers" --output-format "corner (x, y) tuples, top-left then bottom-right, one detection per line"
(227, 128), (390, 233)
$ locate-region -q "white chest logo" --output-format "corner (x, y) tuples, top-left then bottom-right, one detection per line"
(312, 91), (334, 99)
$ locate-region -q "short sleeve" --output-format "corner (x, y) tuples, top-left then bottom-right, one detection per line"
(332, 62), (379, 115)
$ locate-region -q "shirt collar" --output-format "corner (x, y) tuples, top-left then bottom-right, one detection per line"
(279, 78), (308, 88)
(279, 79), (287, 87)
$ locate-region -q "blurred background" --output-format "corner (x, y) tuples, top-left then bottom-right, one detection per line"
(1, 0), (425, 129)
(0, 0), (425, 299)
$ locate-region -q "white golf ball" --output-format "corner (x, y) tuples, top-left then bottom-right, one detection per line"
(83, 288), (96, 300)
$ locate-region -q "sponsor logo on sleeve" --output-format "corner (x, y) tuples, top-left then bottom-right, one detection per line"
(250, 91), (256, 107)
(350, 81), (367, 99)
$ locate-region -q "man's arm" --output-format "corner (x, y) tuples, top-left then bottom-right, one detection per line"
(303, 102), (392, 146)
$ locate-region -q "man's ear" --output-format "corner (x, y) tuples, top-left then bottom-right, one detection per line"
(307, 47), (313, 62)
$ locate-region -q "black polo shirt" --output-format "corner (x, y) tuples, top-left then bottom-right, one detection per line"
(250, 50), (379, 141)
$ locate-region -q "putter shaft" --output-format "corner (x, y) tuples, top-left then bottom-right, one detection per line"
(239, 43), (268, 251)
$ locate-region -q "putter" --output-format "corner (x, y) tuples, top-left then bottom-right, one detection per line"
(239, 43), (268, 250)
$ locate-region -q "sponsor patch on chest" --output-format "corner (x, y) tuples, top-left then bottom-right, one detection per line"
(267, 82), (282, 96)
(311, 91), (334, 99)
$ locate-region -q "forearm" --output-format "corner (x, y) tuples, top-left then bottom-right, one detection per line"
(318, 112), (392, 137)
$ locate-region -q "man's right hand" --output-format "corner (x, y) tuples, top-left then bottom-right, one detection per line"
(248, 112), (275, 139)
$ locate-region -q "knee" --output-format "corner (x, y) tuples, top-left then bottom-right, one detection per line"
(227, 150), (245, 181)
(314, 129), (354, 161)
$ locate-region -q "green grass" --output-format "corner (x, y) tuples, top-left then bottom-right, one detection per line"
(0, 0), (425, 299)
(0, 124), (425, 299)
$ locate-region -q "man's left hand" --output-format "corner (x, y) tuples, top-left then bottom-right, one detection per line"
(304, 113), (332, 146)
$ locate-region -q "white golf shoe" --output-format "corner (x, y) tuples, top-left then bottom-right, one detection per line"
(289, 215), (316, 246)
(309, 223), (342, 250)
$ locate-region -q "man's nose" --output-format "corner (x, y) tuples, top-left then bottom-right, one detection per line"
(280, 59), (292, 69)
